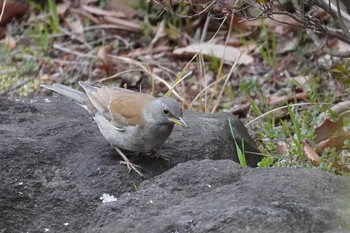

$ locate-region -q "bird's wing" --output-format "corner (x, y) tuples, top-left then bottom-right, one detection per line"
(79, 81), (153, 131)
(108, 93), (153, 129)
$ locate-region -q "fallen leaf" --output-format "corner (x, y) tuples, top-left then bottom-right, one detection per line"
(276, 141), (289, 154)
(226, 37), (243, 47)
(337, 40), (350, 52)
(277, 37), (299, 54)
(290, 75), (312, 87)
(268, 91), (308, 106)
(70, 8), (100, 24)
(173, 42), (253, 65)
(0, 27), (5, 39)
(0, 2), (29, 27)
(319, 100), (350, 122)
(264, 14), (303, 34)
(103, 16), (142, 32)
(332, 161), (350, 173)
(4, 36), (16, 49)
(302, 141), (320, 161)
(81, 5), (126, 18)
(57, 2), (70, 15)
(97, 44), (114, 73)
(150, 20), (167, 47)
(64, 14), (85, 43)
(330, 100), (350, 116)
(225, 15), (254, 32)
(314, 118), (342, 143)
(80, 0), (99, 5)
(107, 0), (138, 19)
(126, 45), (172, 57)
(317, 132), (350, 152)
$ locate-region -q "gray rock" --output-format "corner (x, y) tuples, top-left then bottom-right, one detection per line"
(1, 96), (349, 233)
(87, 159), (350, 233)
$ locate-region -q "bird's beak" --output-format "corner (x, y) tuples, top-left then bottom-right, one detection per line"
(169, 117), (188, 128)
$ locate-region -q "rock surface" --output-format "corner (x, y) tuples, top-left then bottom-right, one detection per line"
(0, 96), (349, 233)
(87, 160), (350, 233)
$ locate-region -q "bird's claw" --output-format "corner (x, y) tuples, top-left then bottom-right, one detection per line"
(114, 146), (144, 177)
(152, 150), (171, 163)
(119, 160), (144, 177)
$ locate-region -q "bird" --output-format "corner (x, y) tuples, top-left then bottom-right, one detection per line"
(41, 81), (188, 177)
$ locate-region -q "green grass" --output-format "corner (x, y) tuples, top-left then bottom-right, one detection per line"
(229, 118), (247, 167)
(258, 20), (277, 71)
(48, 0), (60, 33)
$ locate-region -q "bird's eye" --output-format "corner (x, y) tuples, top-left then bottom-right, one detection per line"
(163, 109), (169, 115)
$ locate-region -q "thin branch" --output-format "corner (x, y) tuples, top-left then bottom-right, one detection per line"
(0, 0), (6, 24)
(307, 28), (350, 58)
(335, 0), (350, 39)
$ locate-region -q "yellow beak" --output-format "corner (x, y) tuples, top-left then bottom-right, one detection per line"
(169, 117), (188, 128)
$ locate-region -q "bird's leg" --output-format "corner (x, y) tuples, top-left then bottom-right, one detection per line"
(114, 146), (144, 177)
(151, 149), (171, 163)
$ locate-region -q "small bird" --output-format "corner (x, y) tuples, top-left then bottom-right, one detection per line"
(41, 81), (188, 177)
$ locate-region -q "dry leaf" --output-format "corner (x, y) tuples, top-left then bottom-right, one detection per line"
(70, 8), (100, 24)
(173, 42), (253, 65)
(276, 141), (289, 154)
(0, 2), (29, 27)
(57, 2), (70, 15)
(80, 0), (99, 5)
(317, 132), (350, 152)
(97, 44), (114, 72)
(226, 15), (254, 32)
(277, 37), (299, 54)
(336, 40), (350, 52)
(268, 91), (308, 106)
(0, 27), (5, 40)
(4, 36), (16, 49)
(64, 14), (85, 43)
(150, 20), (166, 47)
(314, 118), (342, 143)
(107, 0), (138, 19)
(39, 74), (53, 82)
(320, 100), (350, 121)
(330, 100), (350, 115)
(126, 45), (171, 57)
(65, 15), (84, 34)
(82, 5), (126, 18)
(226, 37), (243, 47)
(291, 75), (312, 87)
(302, 141), (320, 161)
(332, 161), (350, 172)
(103, 16), (142, 32)
(264, 14), (302, 33)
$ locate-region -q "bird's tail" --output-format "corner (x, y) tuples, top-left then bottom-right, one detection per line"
(41, 84), (87, 105)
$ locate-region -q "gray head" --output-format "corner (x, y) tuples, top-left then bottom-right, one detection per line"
(146, 96), (188, 128)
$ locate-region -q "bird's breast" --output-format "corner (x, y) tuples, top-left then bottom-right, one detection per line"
(93, 113), (174, 152)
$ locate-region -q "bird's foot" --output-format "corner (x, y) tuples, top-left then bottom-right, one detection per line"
(114, 147), (144, 178)
(151, 150), (171, 163)
(119, 160), (144, 177)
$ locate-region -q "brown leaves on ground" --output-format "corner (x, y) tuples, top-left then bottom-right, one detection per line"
(0, 1), (29, 39)
(274, 101), (350, 172)
(97, 44), (115, 74)
(314, 119), (342, 143)
(268, 91), (308, 106)
(173, 42), (254, 65)
(2, 0), (350, 176)
(314, 101), (350, 168)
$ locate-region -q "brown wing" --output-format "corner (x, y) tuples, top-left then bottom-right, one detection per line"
(108, 93), (153, 128)
(79, 82), (153, 130)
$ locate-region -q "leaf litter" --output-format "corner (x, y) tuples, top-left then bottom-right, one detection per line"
(1, 0), (350, 173)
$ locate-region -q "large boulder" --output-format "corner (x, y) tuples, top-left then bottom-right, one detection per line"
(87, 159), (350, 233)
(0, 96), (349, 233)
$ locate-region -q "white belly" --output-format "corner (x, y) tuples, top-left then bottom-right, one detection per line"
(93, 113), (173, 152)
